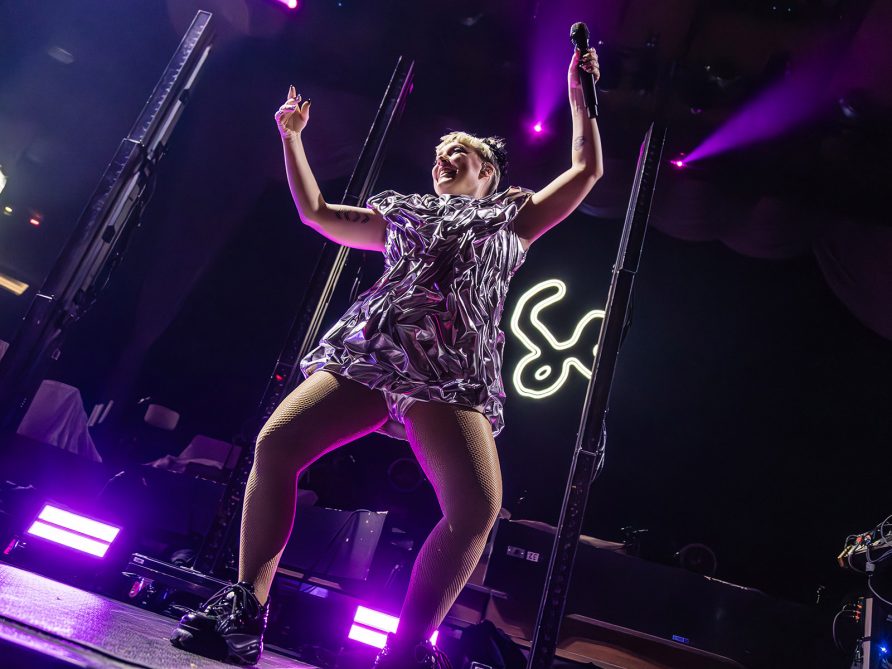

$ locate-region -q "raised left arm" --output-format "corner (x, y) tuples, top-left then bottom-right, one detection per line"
(513, 47), (603, 249)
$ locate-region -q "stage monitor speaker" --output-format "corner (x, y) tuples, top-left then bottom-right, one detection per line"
(483, 519), (821, 668)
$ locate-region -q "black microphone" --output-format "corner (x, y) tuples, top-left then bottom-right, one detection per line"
(570, 22), (599, 118)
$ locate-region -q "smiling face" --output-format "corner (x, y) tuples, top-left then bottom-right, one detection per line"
(432, 140), (496, 198)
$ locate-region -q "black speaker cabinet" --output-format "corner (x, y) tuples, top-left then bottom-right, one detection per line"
(482, 519), (822, 668)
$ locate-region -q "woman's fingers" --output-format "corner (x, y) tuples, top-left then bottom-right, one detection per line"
(285, 85), (303, 104)
(276, 84), (310, 136)
(579, 48), (599, 74)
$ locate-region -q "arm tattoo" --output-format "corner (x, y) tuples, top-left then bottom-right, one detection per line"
(335, 210), (370, 224)
(572, 136), (586, 151)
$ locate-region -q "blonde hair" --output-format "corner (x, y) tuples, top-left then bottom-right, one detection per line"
(436, 131), (507, 196)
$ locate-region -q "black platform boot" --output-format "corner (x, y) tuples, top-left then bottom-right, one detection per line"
(170, 581), (269, 665)
(373, 632), (452, 669)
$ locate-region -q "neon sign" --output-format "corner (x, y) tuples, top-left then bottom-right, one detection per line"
(509, 279), (604, 399)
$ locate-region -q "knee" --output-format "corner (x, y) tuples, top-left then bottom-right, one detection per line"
(254, 420), (317, 474)
(253, 426), (286, 470)
(445, 485), (502, 537)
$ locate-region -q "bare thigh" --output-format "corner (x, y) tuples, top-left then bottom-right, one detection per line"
(255, 369), (390, 472)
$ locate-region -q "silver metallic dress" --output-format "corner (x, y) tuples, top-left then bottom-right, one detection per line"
(298, 185), (533, 441)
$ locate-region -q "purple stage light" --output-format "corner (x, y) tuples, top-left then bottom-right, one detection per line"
(354, 605), (399, 633)
(529, 0), (604, 128)
(670, 158), (686, 168)
(37, 505), (120, 542)
(685, 38), (847, 164)
(533, 122), (543, 133)
(350, 606), (438, 648)
(348, 624), (389, 648)
(25, 504), (120, 558)
(27, 523), (111, 557)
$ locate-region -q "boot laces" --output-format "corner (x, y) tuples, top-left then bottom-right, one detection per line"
(417, 641), (452, 669)
(201, 582), (259, 618)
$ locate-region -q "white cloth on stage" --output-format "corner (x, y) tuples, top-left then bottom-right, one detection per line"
(17, 380), (102, 462)
(146, 434), (241, 472)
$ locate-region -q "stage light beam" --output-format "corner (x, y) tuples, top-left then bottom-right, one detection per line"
(684, 41), (842, 164)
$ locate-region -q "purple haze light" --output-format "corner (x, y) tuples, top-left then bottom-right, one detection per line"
(685, 36), (850, 164)
(25, 503), (120, 558)
(533, 122), (543, 133)
(350, 606), (438, 648)
(529, 0), (602, 127)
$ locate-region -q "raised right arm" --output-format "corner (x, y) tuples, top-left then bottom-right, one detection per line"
(277, 87), (386, 252)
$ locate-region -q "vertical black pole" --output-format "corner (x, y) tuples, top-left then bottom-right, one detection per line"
(527, 122), (666, 669)
(0, 11), (215, 429)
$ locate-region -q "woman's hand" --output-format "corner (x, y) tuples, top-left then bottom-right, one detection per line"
(568, 47), (600, 89)
(275, 84), (311, 140)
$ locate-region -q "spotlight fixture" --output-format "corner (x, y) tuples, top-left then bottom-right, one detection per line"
(533, 121), (543, 133)
(669, 152), (688, 169)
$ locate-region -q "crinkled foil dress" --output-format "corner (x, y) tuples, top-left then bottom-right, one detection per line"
(298, 186), (532, 441)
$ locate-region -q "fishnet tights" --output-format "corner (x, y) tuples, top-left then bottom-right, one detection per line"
(237, 369), (502, 649)
(399, 401), (501, 643)
(239, 370), (389, 604)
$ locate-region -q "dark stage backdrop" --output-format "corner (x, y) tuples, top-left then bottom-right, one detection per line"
(500, 208), (892, 604)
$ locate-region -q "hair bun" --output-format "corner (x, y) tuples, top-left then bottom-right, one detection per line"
(481, 136), (508, 175)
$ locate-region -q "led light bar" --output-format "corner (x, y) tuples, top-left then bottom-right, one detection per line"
(350, 606), (438, 648)
(25, 503), (120, 558)
(348, 624), (389, 648)
(0, 272), (29, 296)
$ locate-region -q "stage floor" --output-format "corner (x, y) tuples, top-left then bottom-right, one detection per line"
(0, 562), (312, 668)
